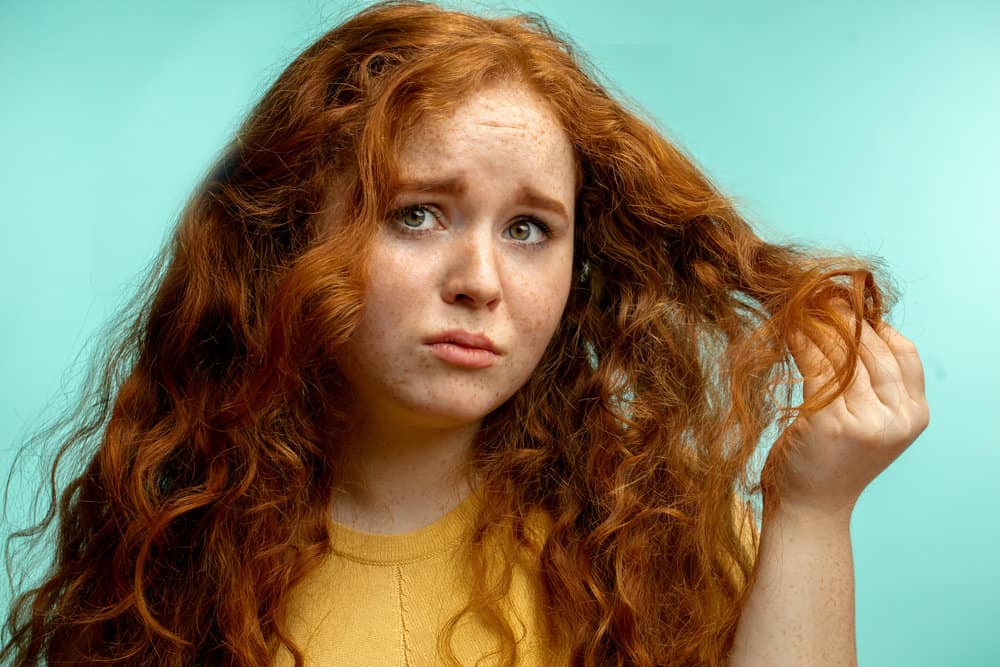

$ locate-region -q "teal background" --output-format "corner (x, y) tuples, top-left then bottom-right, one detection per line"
(2, 1), (996, 663)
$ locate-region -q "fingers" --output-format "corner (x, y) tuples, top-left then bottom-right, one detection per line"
(787, 329), (825, 392)
(789, 303), (906, 414)
(853, 318), (904, 411)
(875, 321), (927, 403)
(786, 327), (848, 413)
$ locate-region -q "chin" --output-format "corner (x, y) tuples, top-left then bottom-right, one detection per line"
(401, 395), (507, 428)
(427, 404), (496, 424)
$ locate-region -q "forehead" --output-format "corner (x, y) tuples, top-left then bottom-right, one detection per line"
(405, 81), (564, 141)
(394, 81), (578, 196)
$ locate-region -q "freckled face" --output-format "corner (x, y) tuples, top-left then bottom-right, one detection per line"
(332, 80), (577, 429)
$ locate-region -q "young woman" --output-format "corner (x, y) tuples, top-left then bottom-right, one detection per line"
(2, 1), (929, 665)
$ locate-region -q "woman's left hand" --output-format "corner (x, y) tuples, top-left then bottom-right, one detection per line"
(763, 302), (930, 517)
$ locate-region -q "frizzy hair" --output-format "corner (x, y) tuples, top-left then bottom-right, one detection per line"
(3, 1), (897, 665)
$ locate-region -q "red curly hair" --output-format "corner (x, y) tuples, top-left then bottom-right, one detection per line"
(3, 1), (897, 665)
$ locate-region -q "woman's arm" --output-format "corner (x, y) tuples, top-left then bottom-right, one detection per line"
(728, 302), (928, 666)
(729, 502), (856, 666)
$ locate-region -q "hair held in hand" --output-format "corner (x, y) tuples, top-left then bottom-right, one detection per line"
(3, 1), (897, 665)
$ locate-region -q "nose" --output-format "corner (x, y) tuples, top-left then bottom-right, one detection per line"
(441, 227), (502, 309)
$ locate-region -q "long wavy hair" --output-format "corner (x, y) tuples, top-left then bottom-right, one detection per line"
(3, 1), (897, 665)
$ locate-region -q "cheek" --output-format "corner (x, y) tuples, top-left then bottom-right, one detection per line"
(512, 267), (572, 344)
(361, 252), (426, 327)
(334, 278), (417, 387)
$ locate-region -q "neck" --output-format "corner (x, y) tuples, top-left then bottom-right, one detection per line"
(330, 415), (480, 534)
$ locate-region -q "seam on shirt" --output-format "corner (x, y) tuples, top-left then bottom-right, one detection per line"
(395, 564), (411, 667)
(329, 534), (467, 566)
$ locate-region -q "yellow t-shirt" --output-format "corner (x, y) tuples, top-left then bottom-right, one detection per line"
(275, 492), (564, 666)
(275, 493), (755, 666)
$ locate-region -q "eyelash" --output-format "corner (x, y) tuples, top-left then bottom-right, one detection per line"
(389, 204), (553, 246)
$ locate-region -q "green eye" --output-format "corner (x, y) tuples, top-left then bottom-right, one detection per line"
(398, 206), (431, 228)
(506, 218), (551, 243)
(509, 221), (532, 241)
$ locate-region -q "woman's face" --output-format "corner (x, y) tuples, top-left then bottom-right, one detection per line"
(332, 79), (577, 430)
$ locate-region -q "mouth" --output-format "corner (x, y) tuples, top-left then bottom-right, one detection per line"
(423, 330), (500, 369)
(423, 330), (499, 353)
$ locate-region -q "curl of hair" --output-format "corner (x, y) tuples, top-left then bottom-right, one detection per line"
(3, 1), (899, 665)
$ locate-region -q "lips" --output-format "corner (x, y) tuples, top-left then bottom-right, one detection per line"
(424, 330), (500, 370)
(423, 329), (499, 353)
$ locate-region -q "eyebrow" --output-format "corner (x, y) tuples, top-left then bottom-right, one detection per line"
(396, 176), (571, 222)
